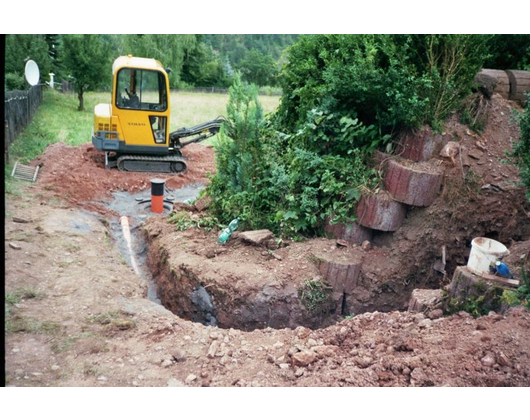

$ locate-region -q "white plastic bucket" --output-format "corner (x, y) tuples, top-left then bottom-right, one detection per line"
(467, 237), (509, 276)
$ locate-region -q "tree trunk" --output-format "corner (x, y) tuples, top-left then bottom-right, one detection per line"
(77, 87), (84, 111)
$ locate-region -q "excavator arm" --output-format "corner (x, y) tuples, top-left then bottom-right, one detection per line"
(170, 117), (226, 150)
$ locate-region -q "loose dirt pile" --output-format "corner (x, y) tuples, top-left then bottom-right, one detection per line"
(32, 142), (216, 215)
(5, 201), (530, 386)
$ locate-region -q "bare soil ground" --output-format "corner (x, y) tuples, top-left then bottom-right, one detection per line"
(5, 94), (530, 387)
(32, 142), (216, 216)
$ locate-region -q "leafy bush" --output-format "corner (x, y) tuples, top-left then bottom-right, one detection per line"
(208, 36), (489, 238)
(510, 94), (530, 200)
(484, 35), (530, 71)
(5, 73), (25, 91)
(277, 35), (488, 136)
(501, 267), (530, 309)
(207, 74), (380, 236)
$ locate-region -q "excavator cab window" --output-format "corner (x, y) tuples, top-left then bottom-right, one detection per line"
(116, 68), (167, 111)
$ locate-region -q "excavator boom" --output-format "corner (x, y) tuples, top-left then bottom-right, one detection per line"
(170, 117), (226, 149)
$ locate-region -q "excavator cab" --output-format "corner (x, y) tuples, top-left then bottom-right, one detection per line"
(93, 55), (224, 173)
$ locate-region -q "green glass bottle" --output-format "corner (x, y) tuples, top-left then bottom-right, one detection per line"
(218, 217), (240, 243)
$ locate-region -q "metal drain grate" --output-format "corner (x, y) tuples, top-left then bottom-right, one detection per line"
(11, 161), (40, 182)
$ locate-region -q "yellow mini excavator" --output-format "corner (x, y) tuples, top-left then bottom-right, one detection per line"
(92, 55), (224, 173)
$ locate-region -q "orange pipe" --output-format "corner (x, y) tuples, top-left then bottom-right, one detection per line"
(151, 194), (163, 213)
(151, 178), (165, 213)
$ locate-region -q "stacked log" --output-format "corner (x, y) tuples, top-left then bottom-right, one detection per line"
(384, 159), (444, 207)
(397, 126), (452, 162)
(356, 191), (406, 232)
(506, 70), (530, 106)
(324, 218), (373, 245)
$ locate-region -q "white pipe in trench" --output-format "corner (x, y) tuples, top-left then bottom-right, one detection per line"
(120, 216), (140, 276)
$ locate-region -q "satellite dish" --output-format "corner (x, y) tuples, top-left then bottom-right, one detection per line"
(24, 60), (40, 86)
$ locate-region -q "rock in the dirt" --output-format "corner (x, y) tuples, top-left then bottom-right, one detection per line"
(408, 289), (444, 313)
(336, 239), (349, 248)
(161, 359), (173, 368)
(361, 240), (372, 251)
(295, 368), (305, 377)
(279, 363), (290, 370)
(167, 378), (185, 387)
(496, 352), (511, 367)
(13, 217), (32, 223)
(9, 242), (21, 250)
(171, 349), (186, 362)
(194, 195), (213, 212)
(239, 229), (274, 245)
(292, 350), (317, 367)
(207, 340), (220, 358)
(481, 353), (496, 367)
(185, 374), (197, 384)
(427, 309), (444, 320)
(439, 141), (460, 161)
(410, 368), (431, 386)
(312, 345), (339, 358)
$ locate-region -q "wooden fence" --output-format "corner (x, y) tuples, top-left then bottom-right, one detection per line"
(4, 84), (43, 162)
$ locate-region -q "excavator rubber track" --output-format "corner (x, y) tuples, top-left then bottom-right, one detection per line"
(117, 154), (187, 173)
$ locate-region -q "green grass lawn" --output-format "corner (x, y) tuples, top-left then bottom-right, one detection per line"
(5, 89), (279, 192)
(8, 89), (279, 161)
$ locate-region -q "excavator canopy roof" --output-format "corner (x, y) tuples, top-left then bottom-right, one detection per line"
(112, 56), (166, 75)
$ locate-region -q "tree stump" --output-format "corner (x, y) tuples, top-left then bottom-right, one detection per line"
(315, 253), (363, 294)
(384, 159), (444, 207)
(356, 191), (406, 232)
(447, 266), (515, 314)
(324, 218), (373, 245)
(506, 69), (530, 106)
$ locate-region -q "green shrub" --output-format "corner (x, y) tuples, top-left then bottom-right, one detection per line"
(277, 35), (488, 136)
(298, 279), (333, 312)
(207, 74), (380, 236)
(510, 94), (530, 201)
(208, 36), (488, 238)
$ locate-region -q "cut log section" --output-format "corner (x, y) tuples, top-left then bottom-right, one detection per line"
(506, 69), (530, 106)
(477, 69), (510, 99)
(314, 253), (363, 294)
(384, 159), (444, 207)
(397, 126), (452, 162)
(356, 191), (406, 232)
(324, 218), (373, 245)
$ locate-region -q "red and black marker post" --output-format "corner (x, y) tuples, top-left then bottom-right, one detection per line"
(150, 178), (166, 213)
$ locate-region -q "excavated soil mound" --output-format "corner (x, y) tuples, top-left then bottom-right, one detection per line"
(143, 215), (424, 331)
(31, 142), (216, 215)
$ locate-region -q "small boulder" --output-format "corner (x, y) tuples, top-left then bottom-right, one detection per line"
(292, 350), (317, 367)
(239, 229), (274, 246)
